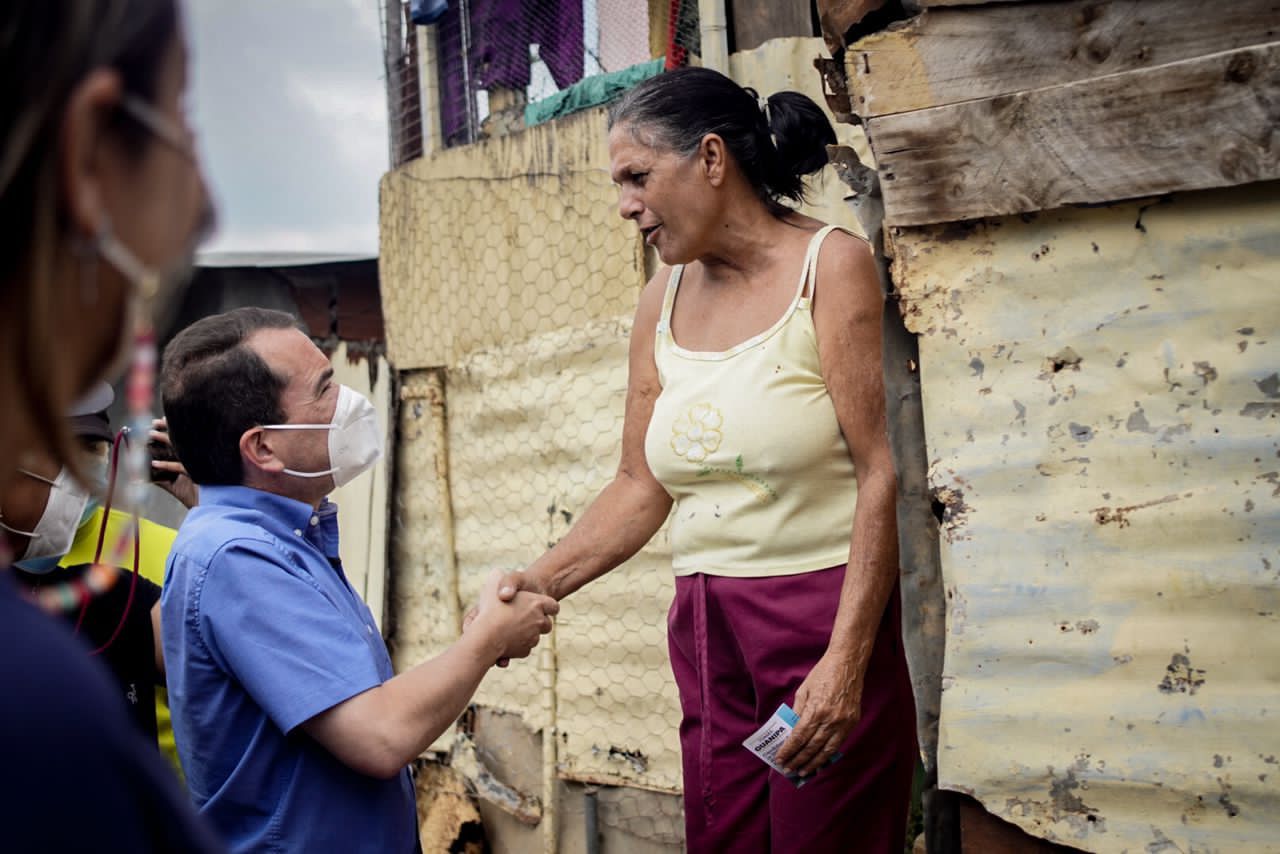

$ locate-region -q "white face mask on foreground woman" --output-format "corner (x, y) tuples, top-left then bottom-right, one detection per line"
(260, 384), (383, 488)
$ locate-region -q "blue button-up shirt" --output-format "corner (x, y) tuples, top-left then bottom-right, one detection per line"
(161, 486), (416, 854)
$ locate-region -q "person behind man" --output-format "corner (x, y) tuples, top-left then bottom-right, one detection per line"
(3, 382), (187, 774)
(160, 307), (559, 853)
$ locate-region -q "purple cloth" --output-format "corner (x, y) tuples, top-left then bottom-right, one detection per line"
(472, 0), (583, 90)
(668, 566), (918, 852)
(437, 0), (585, 145)
(436, 3), (471, 146)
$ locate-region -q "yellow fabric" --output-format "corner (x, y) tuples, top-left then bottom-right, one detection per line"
(644, 225), (861, 578)
(60, 506), (183, 777)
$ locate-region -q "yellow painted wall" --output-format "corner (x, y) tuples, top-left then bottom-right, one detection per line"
(891, 182), (1280, 852)
(379, 108), (642, 372)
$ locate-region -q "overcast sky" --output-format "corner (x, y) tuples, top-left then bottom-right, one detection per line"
(186, 0), (388, 256)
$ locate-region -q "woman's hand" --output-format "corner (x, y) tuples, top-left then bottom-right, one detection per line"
(467, 569), (558, 664)
(462, 569), (547, 667)
(775, 651), (864, 778)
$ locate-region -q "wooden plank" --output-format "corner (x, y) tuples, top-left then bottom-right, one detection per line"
(849, 0), (1280, 117)
(731, 0), (813, 53)
(869, 41), (1280, 226)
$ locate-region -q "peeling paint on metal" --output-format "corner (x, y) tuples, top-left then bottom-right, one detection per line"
(892, 181), (1280, 852)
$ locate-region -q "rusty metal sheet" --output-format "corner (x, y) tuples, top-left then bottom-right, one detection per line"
(891, 182), (1280, 852)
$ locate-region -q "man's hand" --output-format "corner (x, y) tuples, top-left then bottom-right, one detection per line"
(775, 651), (864, 778)
(149, 418), (198, 509)
(463, 569), (549, 666)
(467, 569), (558, 665)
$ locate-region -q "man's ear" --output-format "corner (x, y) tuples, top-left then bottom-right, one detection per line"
(698, 133), (727, 188)
(59, 68), (125, 241)
(240, 427), (285, 476)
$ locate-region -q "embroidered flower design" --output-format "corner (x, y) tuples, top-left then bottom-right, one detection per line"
(671, 403), (723, 464)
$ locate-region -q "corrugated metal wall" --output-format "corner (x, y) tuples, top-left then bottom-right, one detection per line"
(891, 181), (1280, 851)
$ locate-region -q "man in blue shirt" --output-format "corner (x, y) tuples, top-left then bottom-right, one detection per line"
(159, 308), (558, 853)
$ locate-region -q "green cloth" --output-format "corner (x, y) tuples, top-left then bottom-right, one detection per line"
(525, 58), (665, 128)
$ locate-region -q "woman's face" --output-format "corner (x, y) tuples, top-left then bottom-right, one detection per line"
(608, 123), (713, 266)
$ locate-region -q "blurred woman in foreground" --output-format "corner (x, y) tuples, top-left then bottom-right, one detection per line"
(0, 1), (219, 849)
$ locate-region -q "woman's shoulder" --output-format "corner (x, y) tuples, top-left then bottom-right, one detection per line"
(781, 214), (870, 257)
(818, 226), (873, 262)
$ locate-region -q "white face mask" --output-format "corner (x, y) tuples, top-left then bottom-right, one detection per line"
(0, 468), (91, 571)
(261, 385), (383, 489)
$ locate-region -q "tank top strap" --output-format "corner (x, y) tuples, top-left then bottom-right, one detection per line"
(657, 264), (684, 334)
(799, 225), (869, 301)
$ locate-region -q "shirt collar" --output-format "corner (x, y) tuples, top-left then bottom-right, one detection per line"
(198, 485), (318, 533)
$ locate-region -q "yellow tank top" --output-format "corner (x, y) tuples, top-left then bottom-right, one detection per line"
(644, 225), (861, 578)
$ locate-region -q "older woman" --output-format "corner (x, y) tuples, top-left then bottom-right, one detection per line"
(491, 67), (917, 851)
(0, 0), (218, 849)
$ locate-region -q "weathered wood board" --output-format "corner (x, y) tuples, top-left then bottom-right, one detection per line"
(868, 40), (1280, 226)
(849, 0), (1280, 117)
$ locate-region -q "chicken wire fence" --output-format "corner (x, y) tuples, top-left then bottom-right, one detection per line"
(382, 0), (702, 164)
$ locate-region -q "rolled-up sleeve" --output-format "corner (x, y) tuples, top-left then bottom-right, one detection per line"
(198, 539), (384, 734)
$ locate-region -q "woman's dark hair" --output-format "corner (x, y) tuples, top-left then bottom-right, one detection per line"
(161, 308), (300, 486)
(608, 66), (836, 212)
(0, 0), (179, 473)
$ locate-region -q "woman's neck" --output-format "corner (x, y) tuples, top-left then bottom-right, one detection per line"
(698, 200), (811, 286)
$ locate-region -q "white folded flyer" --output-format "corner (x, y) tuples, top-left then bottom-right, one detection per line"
(742, 703), (841, 788)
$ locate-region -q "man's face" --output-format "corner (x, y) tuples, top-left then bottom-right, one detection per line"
(244, 327), (338, 493)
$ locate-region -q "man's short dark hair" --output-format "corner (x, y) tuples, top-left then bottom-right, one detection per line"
(160, 307), (300, 485)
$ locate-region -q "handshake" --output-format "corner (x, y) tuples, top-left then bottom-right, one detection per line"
(462, 569), (558, 666)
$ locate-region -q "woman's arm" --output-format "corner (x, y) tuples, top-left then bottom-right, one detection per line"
(492, 269), (675, 605)
(776, 230), (901, 777)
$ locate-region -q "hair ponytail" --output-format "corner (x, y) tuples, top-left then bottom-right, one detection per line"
(764, 91), (836, 191)
(609, 67), (837, 213)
